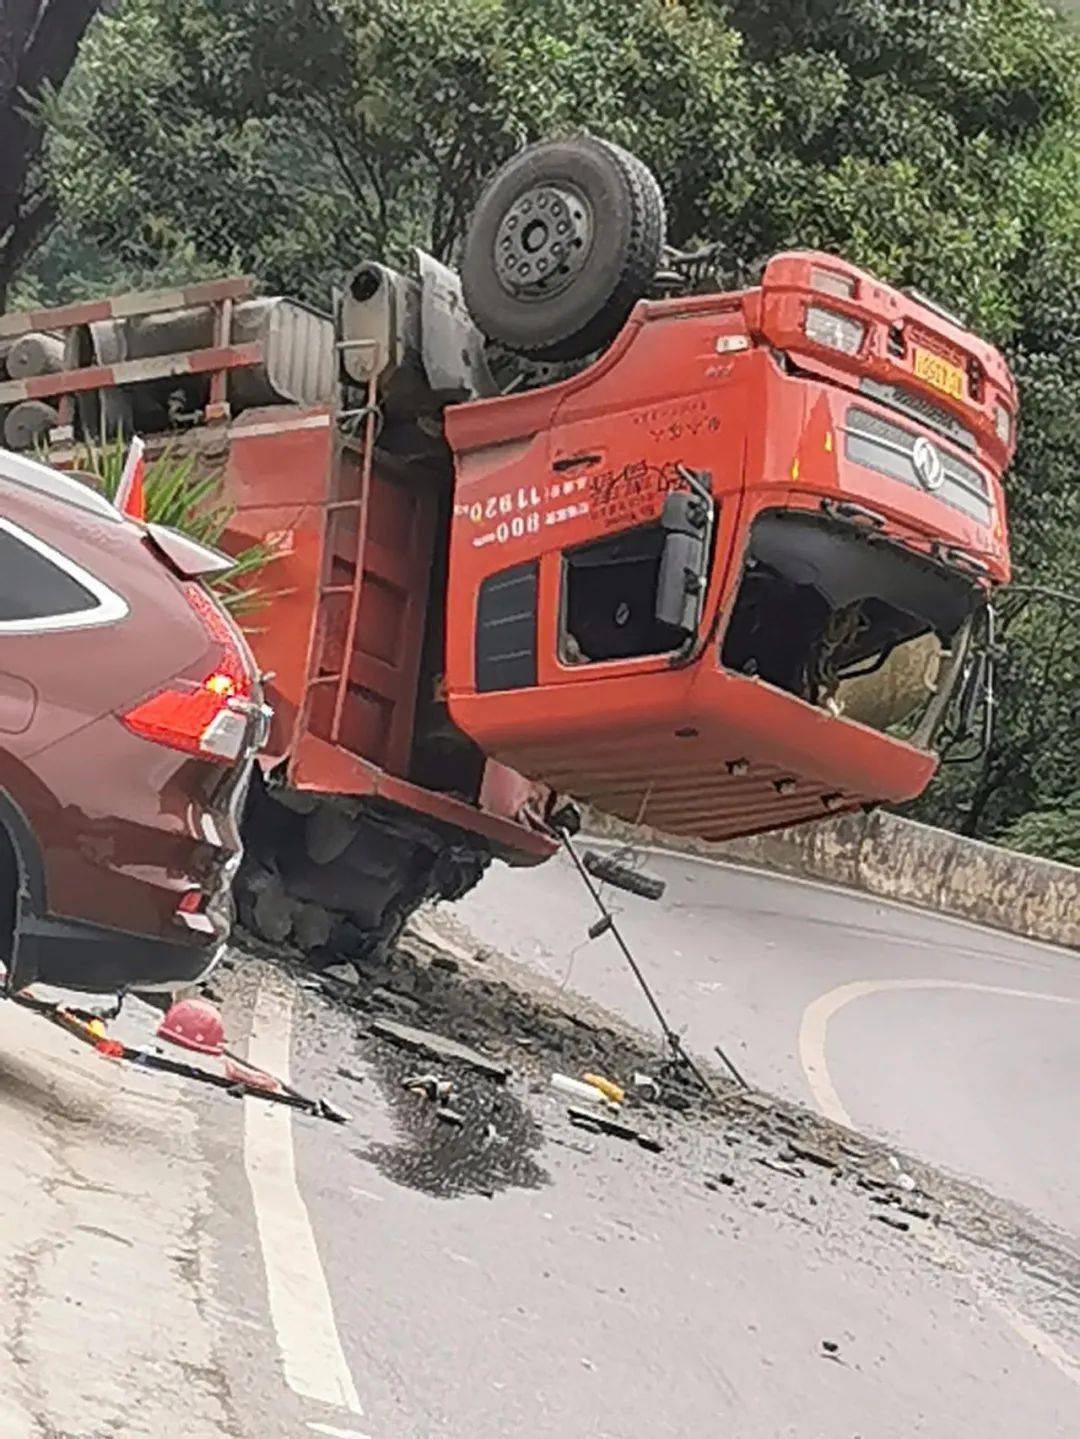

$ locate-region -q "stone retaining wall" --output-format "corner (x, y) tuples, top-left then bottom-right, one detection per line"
(585, 809), (1080, 950)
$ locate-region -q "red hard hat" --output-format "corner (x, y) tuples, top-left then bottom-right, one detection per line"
(157, 996), (225, 1055)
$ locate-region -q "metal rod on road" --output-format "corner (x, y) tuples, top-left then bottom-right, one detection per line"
(558, 831), (718, 1098)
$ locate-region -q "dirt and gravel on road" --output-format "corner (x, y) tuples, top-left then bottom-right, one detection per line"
(228, 900), (1080, 1355)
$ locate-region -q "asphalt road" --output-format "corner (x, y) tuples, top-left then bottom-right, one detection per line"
(457, 847), (1080, 1238)
(0, 854), (1077, 1439)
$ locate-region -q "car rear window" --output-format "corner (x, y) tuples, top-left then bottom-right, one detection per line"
(0, 520), (128, 631)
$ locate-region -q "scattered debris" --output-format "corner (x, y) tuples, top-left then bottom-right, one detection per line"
(822, 1340), (839, 1355)
(874, 1214), (911, 1233)
(736, 1092), (774, 1114)
(371, 1018), (510, 1082)
(550, 1136), (594, 1156)
(757, 1157), (805, 1179)
(323, 962), (360, 987)
(370, 986), (421, 1015)
(403, 1074), (454, 1101)
(10, 990), (349, 1123)
(224, 1056), (279, 1091)
(582, 1072), (626, 1105)
(770, 1119), (802, 1141)
(430, 954), (460, 975)
(898, 1203), (932, 1222)
(713, 1042), (749, 1091)
(705, 1173), (736, 1191)
(405, 909), (478, 965)
(435, 1107), (466, 1127)
(838, 1139), (870, 1161)
(157, 996), (225, 1056)
(887, 1154), (917, 1191)
(566, 1106), (663, 1154)
(787, 1140), (841, 1172)
(856, 1175), (890, 1193)
(550, 1073), (609, 1106)
(632, 1072), (661, 1100)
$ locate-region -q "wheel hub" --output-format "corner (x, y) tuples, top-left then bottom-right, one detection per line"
(493, 183), (592, 300)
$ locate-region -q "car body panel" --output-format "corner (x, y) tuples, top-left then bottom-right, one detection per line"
(0, 451), (259, 993)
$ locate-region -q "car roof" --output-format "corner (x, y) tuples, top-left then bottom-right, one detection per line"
(0, 448), (123, 523)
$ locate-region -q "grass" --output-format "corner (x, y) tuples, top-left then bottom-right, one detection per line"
(71, 438), (276, 615)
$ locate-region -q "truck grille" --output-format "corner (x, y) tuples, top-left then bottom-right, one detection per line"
(858, 377), (976, 452)
(843, 407), (992, 527)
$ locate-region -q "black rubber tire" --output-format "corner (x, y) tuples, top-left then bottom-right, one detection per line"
(461, 135), (666, 362)
(582, 850), (666, 901)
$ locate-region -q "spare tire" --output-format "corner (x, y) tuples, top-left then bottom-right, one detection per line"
(461, 135), (666, 362)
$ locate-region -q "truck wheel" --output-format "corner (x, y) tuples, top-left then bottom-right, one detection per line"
(461, 135), (666, 362)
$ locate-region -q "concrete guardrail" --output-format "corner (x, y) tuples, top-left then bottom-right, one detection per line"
(585, 808), (1080, 951)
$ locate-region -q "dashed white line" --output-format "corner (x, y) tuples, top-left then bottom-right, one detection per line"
(798, 977), (1080, 1387)
(244, 977), (363, 1415)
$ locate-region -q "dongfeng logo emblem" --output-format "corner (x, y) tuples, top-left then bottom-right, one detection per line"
(912, 436), (945, 491)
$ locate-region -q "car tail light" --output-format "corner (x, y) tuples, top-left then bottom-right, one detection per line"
(121, 583), (254, 763)
(804, 304), (866, 355)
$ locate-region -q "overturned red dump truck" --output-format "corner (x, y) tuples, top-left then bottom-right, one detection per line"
(2, 137), (1016, 957)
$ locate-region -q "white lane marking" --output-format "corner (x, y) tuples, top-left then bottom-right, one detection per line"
(244, 978), (363, 1415)
(798, 977), (1080, 1386)
(307, 1425), (373, 1438)
(798, 978), (1078, 1124)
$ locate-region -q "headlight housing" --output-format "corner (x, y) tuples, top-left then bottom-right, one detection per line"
(804, 304), (866, 356)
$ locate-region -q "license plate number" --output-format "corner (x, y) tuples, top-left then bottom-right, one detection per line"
(914, 346), (964, 400)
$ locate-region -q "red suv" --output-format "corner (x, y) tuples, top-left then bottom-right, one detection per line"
(0, 449), (264, 995)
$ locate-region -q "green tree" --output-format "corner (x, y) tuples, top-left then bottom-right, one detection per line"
(0, 0), (102, 304)
(16, 0), (1080, 856)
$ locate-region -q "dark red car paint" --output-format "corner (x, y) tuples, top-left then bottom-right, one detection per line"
(0, 454), (258, 993)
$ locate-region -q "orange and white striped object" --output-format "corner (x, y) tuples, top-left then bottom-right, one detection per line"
(114, 434), (146, 520)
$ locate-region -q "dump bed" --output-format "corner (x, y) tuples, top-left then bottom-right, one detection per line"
(0, 279), (553, 865)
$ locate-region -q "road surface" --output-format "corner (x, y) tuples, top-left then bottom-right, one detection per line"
(0, 856), (1076, 1438)
(457, 846), (1080, 1237)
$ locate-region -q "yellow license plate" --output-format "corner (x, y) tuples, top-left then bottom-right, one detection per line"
(913, 346), (965, 400)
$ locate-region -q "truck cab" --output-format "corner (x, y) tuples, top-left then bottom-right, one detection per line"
(444, 248), (1014, 839)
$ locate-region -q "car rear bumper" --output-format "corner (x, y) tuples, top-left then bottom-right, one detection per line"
(13, 910), (224, 994)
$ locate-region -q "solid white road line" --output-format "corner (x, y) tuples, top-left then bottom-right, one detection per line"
(798, 977), (1080, 1387)
(244, 977), (363, 1415)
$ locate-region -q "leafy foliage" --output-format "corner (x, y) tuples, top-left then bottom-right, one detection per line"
(999, 795), (1080, 867)
(0, 0), (102, 305)
(13, 0), (1080, 858)
(73, 439), (275, 615)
